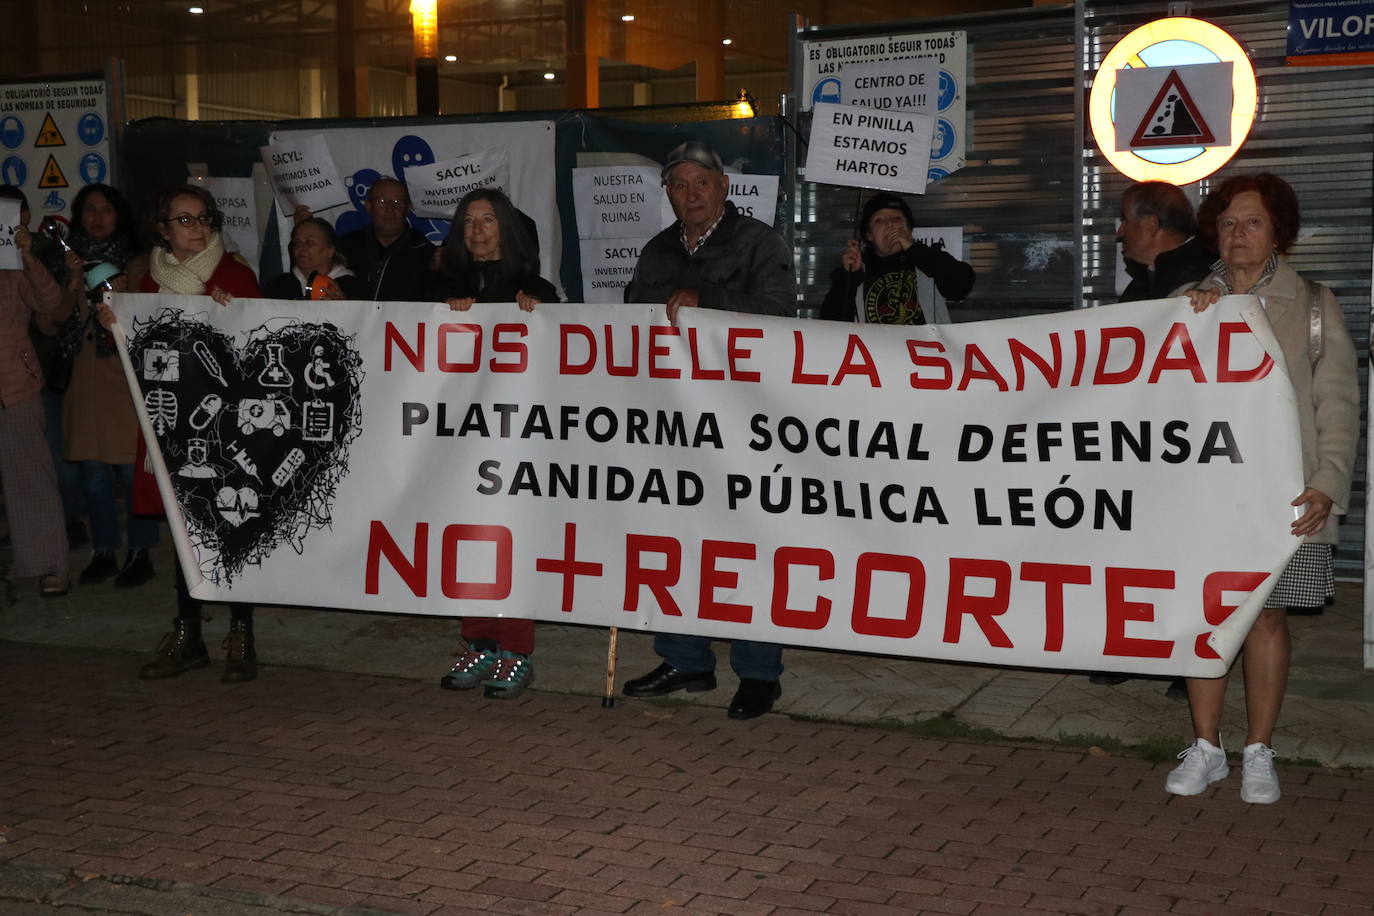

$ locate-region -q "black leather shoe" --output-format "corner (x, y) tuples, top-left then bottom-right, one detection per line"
(727, 678), (781, 720)
(622, 662), (716, 697)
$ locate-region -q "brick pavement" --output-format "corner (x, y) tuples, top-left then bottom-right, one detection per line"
(2, 642), (1373, 915)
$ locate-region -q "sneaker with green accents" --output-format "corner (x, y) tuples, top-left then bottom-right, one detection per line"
(482, 651), (534, 699)
(440, 647), (498, 691)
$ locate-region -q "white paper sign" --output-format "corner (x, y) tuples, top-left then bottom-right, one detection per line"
(1114, 62), (1234, 151)
(404, 147), (510, 220)
(572, 166), (661, 239)
(842, 59), (940, 115)
(913, 227), (962, 325)
(805, 102), (934, 195)
(0, 199), (21, 270)
(579, 236), (652, 303)
(259, 134), (349, 214)
(192, 176), (259, 270)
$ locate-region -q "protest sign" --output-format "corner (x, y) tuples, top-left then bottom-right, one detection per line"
(0, 199), (21, 270)
(579, 237), (651, 304)
(192, 176), (259, 269)
(806, 101), (934, 195)
(112, 292), (1303, 678)
(259, 134), (349, 214)
(841, 58), (940, 114)
(572, 166), (661, 240)
(404, 147), (510, 220)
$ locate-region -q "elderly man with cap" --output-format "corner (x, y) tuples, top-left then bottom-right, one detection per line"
(621, 139), (797, 721)
(820, 192), (974, 324)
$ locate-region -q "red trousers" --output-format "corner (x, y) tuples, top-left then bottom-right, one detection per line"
(461, 617), (534, 654)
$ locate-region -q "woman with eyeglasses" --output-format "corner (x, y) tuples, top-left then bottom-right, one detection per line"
(134, 183), (262, 683)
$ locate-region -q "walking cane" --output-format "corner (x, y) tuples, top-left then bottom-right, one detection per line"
(602, 626), (619, 708)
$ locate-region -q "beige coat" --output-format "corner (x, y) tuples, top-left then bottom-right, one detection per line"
(1175, 257), (1358, 544)
(60, 254), (148, 464)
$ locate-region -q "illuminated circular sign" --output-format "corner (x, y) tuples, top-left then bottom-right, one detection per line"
(1089, 17), (1257, 185)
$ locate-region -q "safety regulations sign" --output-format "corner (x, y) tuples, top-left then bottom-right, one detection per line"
(0, 75), (111, 223)
(800, 30), (967, 179)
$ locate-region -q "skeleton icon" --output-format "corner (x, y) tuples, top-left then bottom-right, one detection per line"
(176, 438), (217, 478)
(271, 447), (306, 487)
(257, 342), (294, 388)
(144, 389), (179, 435)
(143, 347), (179, 382)
(215, 485), (260, 527)
(225, 440), (261, 481)
(188, 393), (224, 431)
(302, 399), (335, 443)
(192, 340), (228, 386)
(304, 345), (336, 391)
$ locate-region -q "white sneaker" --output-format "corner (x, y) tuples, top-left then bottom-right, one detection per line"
(1165, 738), (1228, 795)
(1240, 743), (1280, 804)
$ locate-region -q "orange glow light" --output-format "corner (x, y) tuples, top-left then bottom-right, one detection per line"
(411, 0), (439, 60)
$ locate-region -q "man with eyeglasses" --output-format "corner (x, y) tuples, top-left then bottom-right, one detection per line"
(334, 177), (434, 302)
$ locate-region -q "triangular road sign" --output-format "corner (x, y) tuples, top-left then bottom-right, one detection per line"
(38, 155), (68, 188)
(35, 113), (66, 147)
(1130, 69), (1216, 148)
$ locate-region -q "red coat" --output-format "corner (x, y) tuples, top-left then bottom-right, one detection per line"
(133, 250), (261, 515)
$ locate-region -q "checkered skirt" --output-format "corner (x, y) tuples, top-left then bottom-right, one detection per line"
(1269, 543), (1334, 609)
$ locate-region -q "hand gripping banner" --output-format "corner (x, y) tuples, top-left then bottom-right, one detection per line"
(112, 293), (1303, 678)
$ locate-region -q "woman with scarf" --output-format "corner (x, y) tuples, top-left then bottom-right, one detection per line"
(53, 184), (160, 589)
(136, 183), (262, 683)
(263, 217), (365, 300)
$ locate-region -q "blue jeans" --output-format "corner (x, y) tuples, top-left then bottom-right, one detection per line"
(40, 388), (83, 522)
(654, 634), (784, 681)
(82, 461), (159, 551)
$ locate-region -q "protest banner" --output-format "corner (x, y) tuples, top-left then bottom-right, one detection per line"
(806, 102), (934, 195)
(111, 293), (1302, 678)
(404, 147), (510, 220)
(0, 199), (21, 270)
(259, 134), (349, 214)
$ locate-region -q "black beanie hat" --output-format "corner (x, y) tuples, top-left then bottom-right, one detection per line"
(859, 193), (915, 237)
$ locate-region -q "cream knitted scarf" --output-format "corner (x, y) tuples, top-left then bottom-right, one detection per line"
(149, 233), (226, 294)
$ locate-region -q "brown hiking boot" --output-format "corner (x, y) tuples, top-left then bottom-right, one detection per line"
(138, 618), (209, 679)
(221, 621), (257, 683)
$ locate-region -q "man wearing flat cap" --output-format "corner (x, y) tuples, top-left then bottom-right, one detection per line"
(621, 139), (797, 721)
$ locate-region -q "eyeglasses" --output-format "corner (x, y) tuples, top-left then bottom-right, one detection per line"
(166, 213), (213, 227)
(369, 197), (408, 209)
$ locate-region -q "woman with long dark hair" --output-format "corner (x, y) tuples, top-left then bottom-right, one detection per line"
(434, 188), (556, 699)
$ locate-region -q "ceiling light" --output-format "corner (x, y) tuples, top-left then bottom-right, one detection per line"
(188, 5), (204, 12)
(444, 54), (457, 62)
(621, 14), (634, 21)
(721, 38), (732, 45)
(543, 71), (556, 80)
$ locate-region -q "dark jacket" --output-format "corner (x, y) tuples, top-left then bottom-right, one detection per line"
(623, 202), (796, 316)
(336, 226), (435, 302)
(432, 260), (559, 305)
(1120, 235), (1215, 303)
(820, 240), (975, 324)
(263, 269), (367, 301)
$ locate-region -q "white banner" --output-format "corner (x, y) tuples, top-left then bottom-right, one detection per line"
(192, 176), (259, 270)
(806, 102), (934, 195)
(404, 146), (510, 220)
(111, 293), (1304, 677)
(259, 134), (349, 214)
(270, 121), (559, 299)
(0, 199), (21, 270)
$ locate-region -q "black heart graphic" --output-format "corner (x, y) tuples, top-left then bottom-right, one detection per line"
(129, 309), (363, 584)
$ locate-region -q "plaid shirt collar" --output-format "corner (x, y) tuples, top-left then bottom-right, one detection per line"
(680, 209), (726, 255)
(1211, 251), (1279, 295)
